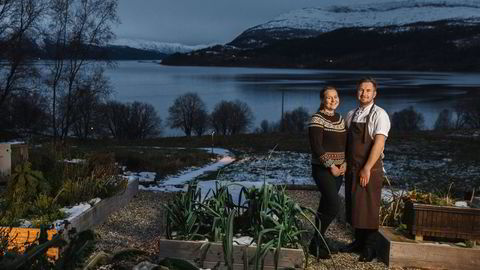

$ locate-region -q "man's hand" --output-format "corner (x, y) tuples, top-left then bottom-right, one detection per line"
(330, 165), (342, 177)
(359, 167), (371, 187)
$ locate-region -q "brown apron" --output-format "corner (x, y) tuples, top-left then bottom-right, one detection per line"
(345, 105), (383, 229)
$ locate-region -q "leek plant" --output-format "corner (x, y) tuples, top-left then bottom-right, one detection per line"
(164, 181), (327, 269)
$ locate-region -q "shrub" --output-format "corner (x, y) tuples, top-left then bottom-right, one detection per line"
(58, 153), (127, 206)
(391, 106), (425, 131)
(282, 107), (309, 133)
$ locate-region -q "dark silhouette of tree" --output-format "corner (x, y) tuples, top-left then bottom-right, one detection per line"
(391, 106), (425, 131)
(168, 92), (207, 137)
(282, 107), (309, 133)
(434, 109), (454, 130)
(0, 90), (49, 135)
(44, 0), (119, 142)
(0, 0), (46, 109)
(71, 69), (112, 139)
(100, 101), (162, 140)
(260, 120), (270, 133)
(210, 100), (254, 135)
(192, 109), (209, 137)
(455, 98), (480, 129)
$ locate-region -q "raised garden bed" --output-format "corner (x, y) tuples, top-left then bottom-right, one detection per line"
(157, 239), (304, 270)
(68, 178), (139, 233)
(377, 226), (480, 270)
(1, 227), (59, 260)
(403, 201), (480, 241)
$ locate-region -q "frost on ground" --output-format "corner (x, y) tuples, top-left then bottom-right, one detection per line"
(136, 141), (480, 196)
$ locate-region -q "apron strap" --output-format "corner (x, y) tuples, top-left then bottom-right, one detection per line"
(363, 104), (375, 143)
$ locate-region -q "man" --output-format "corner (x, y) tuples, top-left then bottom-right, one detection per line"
(342, 77), (391, 262)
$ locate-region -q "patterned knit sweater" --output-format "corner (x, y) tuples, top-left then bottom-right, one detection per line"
(308, 111), (347, 167)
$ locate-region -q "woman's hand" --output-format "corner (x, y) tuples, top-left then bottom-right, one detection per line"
(330, 165), (342, 177)
(339, 162), (347, 175)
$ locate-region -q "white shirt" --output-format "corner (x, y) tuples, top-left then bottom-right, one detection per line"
(345, 103), (391, 139)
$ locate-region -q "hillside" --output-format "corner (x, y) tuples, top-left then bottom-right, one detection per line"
(162, 21), (480, 71)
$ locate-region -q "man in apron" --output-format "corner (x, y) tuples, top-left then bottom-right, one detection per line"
(342, 77), (391, 262)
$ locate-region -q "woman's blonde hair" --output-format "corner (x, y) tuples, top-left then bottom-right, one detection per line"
(319, 85), (338, 110)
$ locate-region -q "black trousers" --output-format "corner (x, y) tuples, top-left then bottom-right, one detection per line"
(311, 165), (343, 244)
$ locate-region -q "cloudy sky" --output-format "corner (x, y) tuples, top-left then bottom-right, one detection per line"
(115, 0), (383, 45)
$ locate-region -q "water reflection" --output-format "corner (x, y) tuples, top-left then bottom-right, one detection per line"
(105, 61), (480, 135)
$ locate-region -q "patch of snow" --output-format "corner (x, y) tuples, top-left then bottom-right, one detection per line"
(110, 38), (212, 54)
(63, 158), (86, 164)
(54, 202), (93, 230)
(454, 201), (469, 207)
(125, 171), (156, 183)
(89, 198), (101, 205)
(233, 236), (255, 246)
(19, 219), (32, 228)
(0, 140), (25, 145)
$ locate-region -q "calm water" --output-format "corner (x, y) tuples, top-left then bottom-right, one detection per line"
(105, 61), (480, 136)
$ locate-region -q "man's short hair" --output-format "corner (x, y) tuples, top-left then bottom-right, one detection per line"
(356, 77), (377, 91)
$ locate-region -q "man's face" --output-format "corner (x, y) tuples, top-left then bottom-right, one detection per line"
(357, 82), (377, 106)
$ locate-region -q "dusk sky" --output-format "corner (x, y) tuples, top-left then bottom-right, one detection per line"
(115, 0), (384, 45)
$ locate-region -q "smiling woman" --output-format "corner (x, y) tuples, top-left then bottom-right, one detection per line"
(307, 85), (347, 259)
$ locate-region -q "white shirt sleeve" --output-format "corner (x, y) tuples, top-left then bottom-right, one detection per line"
(370, 107), (391, 138)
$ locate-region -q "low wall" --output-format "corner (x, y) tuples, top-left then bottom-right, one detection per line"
(69, 179), (139, 232)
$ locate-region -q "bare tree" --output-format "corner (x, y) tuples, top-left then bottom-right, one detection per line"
(455, 98), (480, 129)
(99, 100), (128, 139)
(0, 0), (46, 108)
(282, 106), (309, 133)
(210, 100), (254, 135)
(99, 101), (162, 140)
(434, 109), (454, 131)
(391, 106), (425, 131)
(71, 68), (111, 139)
(44, 0), (119, 142)
(192, 109), (209, 137)
(168, 92), (207, 137)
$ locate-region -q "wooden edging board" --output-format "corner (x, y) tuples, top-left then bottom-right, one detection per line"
(158, 239), (305, 270)
(377, 226), (480, 270)
(68, 178), (139, 233)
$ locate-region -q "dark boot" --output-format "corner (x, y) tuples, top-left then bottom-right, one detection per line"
(359, 247), (376, 262)
(340, 239), (363, 253)
(308, 239), (331, 260)
(341, 229), (365, 253)
(358, 229), (378, 262)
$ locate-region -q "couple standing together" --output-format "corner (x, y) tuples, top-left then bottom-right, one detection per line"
(308, 77), (391, 262)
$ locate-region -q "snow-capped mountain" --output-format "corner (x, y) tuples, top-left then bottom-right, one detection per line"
(110, 38), (211, 54)
(230, 0), (480, 48)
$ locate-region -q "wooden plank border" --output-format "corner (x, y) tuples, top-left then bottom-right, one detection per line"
(68, 178), (139, 232)
(378, 226), (480, 270)
(158, 239), (305, 270)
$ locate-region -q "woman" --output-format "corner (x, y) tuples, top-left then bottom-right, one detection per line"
(308, 85), (347, 259)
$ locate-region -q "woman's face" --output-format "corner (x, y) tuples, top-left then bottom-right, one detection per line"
(323, 89), (339, 111)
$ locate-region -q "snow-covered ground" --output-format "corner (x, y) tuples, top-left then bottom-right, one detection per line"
(110, 38), (211, 54)
(138, 146), (479, 198)
(250, 0), (480, 32)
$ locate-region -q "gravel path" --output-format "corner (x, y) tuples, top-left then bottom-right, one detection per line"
(93, 190), (417, 270)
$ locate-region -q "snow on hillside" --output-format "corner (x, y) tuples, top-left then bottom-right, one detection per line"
(249, 0), (480, 33)
(110, 38), (211, 54)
